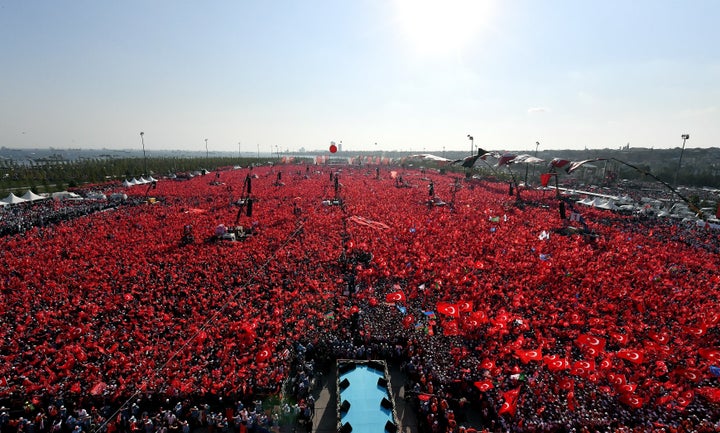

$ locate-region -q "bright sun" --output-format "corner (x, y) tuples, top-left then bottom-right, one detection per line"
(393, 0), (496, 56)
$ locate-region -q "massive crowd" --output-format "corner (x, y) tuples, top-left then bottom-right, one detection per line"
(0, 194), (137, 237)
(1, 165), (719, 433)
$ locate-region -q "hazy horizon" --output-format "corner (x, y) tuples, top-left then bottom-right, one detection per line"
(1, 1), (718, 153)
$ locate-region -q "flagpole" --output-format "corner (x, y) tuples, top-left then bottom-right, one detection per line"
(611, 157), (702, 217)
(673, 134), (690, 187)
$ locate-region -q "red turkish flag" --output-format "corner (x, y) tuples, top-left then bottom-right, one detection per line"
(442, 320), (461, 336)
(704, 312), (720, 326)
(463, 318), (479, 329)
(599, 358), (613, 370)
(437, 302), (460, 318)
(685, 323), (707, 337)
(698, 347), (720, 363)
(559, 377), (575, 392)
(576, 334), (607, 353)
(470, 310), (488, 324)
(617, 383), (637, 394)
(617, 348), (645, 364)
(385, 291), (406, 303)
(676, 389), (694, 409)
(697, 387), (720, 403)
(498, 388), (521, 417)
(402, 315), (414, 329)
(543, 354), (570, 372)
(457, 300), (473, 312)
(473, 380), (494, 392)
(570, 359), (596, 377)
(620, 394), (644, 409)
(648, 330), (671, 345)
(255, 347), (272, 364)
(609, 331), (629, 346)
(608, 373), (627, 388)
(515, 348), (543, 364)
(480, 358), (495, 370)
(676, 367), (703, 383)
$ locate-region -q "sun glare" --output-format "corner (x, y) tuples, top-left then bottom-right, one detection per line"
(393, 0), (496, 56)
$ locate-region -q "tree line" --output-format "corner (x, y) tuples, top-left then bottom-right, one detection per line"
(0, 156), (271, 196)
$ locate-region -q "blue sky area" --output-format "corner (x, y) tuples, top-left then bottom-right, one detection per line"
(1, 0), (718, 152)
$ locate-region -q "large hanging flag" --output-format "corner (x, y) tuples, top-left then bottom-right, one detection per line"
(567, 158), (607, 174)
(510, 154), (545, 165)
(497, 153), (517, 167)
(452, 149), (489, 167)
(549, 158), (572, 171)
(347, 215), (390, 230)
(540, 173), (553, 187)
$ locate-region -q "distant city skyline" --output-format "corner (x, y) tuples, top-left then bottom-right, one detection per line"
(1, 1), (718, 152)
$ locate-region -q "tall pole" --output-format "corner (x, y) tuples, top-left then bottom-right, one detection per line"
(257, 143), (260, 160)
(238, 141), (241, 158)
(205, 138), (209, 160)
(529, 141), (539, 187)
(140, 132), (147, 176)
(467, 134), (473, 157)
(674, 134), (689, 187)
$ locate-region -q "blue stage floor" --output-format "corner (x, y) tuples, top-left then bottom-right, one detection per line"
(339, 364), (394, 433)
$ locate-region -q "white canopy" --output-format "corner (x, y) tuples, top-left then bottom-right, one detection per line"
(1, 193), (27, 205)
(52, 191), (82, 200)
(21, 190), (48, 202)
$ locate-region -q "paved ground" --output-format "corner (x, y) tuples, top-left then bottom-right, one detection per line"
(310, 362), (419, 433)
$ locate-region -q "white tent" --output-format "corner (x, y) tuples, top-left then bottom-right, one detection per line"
(85, 191), (107, 200)
(21, 190), (48, 202)
(122, 179), (132, 187)
(1, 193), (27, 205)
(595, 199), (618, 210)
(52, 191), (82, 200)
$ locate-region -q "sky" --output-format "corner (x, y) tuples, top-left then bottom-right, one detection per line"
(1, 0), (718, 153)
